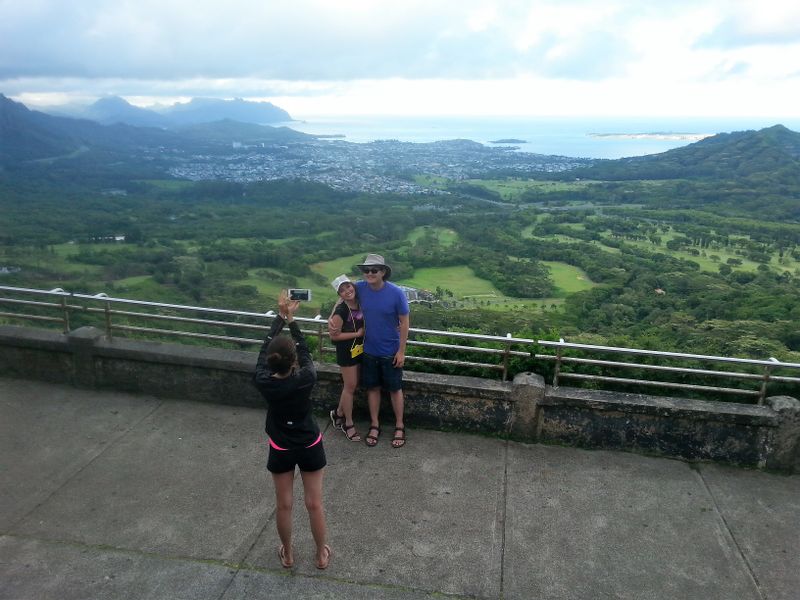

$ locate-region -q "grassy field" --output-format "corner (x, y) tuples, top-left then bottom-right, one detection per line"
(413, 176), (597, 202)
(49, 243), (81, 258)
(523, 229), (590, 245)
(463, 178), (594, 201)
(399, 265), (497, 297)
(618, 238), (792, 273)
(521, 225), (798, 275)
(396, 262), (594, 309)
(407, 226), (459, 246)
(542, 261), (596, 295)
(113, 275), (152, 287)
(522, 222), (592, 241)
(50, 241), (135, 258)
(398, 265), (550, 310)
(5, 243), (105, 276)
(311, 253), (367, 280)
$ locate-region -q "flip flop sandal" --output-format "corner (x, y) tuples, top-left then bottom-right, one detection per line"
(342, 423), (361, 442)
(365, 426), (381, 447)
(316, 544), (332, 570)
(392, 427), (406, 448)
(329, 409), (344, 431)
(278, 544), (294, 568)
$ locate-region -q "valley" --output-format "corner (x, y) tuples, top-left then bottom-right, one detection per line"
(2, 95), (800, 375)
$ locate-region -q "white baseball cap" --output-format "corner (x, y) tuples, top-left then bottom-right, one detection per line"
(331, 274), (352, 292)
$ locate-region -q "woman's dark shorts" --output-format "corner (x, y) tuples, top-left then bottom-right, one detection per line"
(361, 353), (403, 392)
(268, 442), (327, 474)
(334, 340), (363, 367)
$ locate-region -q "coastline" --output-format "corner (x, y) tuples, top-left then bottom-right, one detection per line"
(279, 115), (798, 159)
(588, 132), (713, 141)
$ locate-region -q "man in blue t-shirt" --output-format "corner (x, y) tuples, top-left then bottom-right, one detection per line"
(354, 253), (410, 448)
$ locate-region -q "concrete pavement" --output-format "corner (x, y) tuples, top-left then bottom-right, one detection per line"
(1, 376), (798, 600)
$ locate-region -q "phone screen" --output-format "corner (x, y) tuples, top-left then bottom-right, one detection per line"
(288, 289), (311, 301)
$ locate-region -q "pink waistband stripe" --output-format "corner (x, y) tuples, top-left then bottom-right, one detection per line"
(268, 432), (323, 451)
(268, 437), (288, 451)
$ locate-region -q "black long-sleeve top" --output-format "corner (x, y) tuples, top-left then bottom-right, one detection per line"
(252, 316), (319, 449)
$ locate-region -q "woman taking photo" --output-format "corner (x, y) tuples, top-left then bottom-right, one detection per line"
(253, 290), (331, 570)
(328, 274), (365, 442)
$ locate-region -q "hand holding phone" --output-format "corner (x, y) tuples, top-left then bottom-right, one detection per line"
(288, 288), (312, 302)
(278, 290), (301, 321)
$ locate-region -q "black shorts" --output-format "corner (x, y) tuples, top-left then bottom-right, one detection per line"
(361, 353), (403, 392)
(335, 340), (363, 367)
(267, 441), (327, 474)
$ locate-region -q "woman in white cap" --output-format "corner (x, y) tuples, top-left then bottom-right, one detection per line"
(328, 274), (365, 441)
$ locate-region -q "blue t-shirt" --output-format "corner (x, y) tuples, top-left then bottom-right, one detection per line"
(356, 280), (410, 356)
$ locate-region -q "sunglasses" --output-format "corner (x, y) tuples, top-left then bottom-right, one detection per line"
(360, 267), (383, 274)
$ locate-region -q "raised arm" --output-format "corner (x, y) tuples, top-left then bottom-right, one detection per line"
(254, 290), (302, 383)
(254, 314), (286, 383)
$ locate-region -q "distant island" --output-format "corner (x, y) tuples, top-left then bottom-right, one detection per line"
(489, 138), (527, 144)
(588, 132), (712, 142)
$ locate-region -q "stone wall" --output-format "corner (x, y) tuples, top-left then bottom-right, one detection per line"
(1, 324), (797, 472)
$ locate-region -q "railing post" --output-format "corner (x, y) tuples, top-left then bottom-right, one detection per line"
(553, 338), (564, 387)
(501, 333), (512, 381)
(104, 300), (113, 340)
(317, 320), (325, 360)
(60, 295), (70, 334)
(758, 358), (778, 405)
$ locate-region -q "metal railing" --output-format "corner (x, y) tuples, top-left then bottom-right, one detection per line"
(536, 339), (800, 405)
(4, 285), (799, 396)
(0, 285), (533, 381)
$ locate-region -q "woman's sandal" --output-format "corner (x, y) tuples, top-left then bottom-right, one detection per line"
(365, 426), (381, 447)
(392, 427), (406, 448)
(278, 544), (294, 568)
(342, 423), (361, 442)
(316, 544), (332, 570)
(329, 409), (344, 431)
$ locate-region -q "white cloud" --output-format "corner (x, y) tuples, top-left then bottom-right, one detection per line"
(466, 5), (498, 32)
(698, 1), (800, 47)
(2, 0), (799, 117)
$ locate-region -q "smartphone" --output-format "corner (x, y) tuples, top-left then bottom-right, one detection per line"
(288, 288), (312, 302)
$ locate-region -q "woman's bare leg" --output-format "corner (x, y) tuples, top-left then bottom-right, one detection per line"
(299, 468), (329, 566)
(271, 470), (295, 562)
(339, 365), (360, 440)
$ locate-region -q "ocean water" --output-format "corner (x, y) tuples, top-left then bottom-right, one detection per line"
(285, 115), (800, 159)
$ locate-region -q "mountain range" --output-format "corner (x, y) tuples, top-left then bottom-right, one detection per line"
(0, 94), (308, 164)
(51, 96), (292, 128)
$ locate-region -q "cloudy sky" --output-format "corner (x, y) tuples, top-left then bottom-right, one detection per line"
(2, 0), (799, 118)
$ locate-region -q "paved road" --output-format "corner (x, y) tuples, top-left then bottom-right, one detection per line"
(1, 377), (798, 599)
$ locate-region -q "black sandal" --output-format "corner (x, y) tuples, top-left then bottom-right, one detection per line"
(392, 427), (406, 448)
(330, 409), (344, 431)
(365, 426), (381, 447)
(343, 423), (361, 442)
